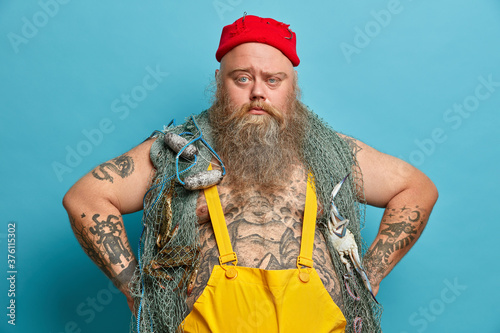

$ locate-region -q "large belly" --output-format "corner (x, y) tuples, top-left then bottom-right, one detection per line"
(186, 172), (343, 312)
(186, 217), (344, 313)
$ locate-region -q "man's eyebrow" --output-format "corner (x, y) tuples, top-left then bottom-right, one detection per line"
(227, 68), (288, 77)
(227, 68), (251, 76)
(264, 71), (288, 78)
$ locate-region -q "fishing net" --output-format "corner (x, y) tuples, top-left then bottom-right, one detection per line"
(303, 110), (383, 333)
(129, 115), (213, 333)
(130, 106), (382, 332)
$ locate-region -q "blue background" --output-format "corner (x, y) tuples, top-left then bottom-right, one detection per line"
(1, 0), (499, 332)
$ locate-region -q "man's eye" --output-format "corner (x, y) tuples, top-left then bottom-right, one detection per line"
(268, 78), (279, 84)
(237, 77), (249, 83)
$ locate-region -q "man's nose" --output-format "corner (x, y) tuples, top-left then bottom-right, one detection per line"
(250, 80), (266, 101)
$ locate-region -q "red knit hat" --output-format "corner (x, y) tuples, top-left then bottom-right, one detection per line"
(216, 14), (300, 67)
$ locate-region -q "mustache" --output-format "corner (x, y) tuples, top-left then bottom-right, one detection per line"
(233, 101), (286, 126)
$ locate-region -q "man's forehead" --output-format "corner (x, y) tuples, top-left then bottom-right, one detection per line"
(220, 43), (294, 75)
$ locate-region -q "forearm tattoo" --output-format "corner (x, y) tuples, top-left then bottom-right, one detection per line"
(363, 205), (427, 284)
(89, 214), (132, 267)
(71, 216), (114, 278)
(112, 259), (138, 292)
(92, 154), (135, 183)
(70, 213), (136, 287)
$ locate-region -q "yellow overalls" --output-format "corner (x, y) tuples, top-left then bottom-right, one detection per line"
(181, 172), (346, 332)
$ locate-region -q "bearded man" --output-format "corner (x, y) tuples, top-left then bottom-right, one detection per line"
(63, 15), (438, 333)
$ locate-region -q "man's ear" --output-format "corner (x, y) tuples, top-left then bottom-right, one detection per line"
(215, 69), (219, 79)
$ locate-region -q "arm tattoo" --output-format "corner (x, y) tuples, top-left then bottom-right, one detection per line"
(112, 259), (138, 292)
(341, 136), (363, 158)
(92, 154), (135, 183)
(70, 214), (135, 283)
(363, 205), (427, 283)
(89, 214), (132, 267)
(70, 217), (114, 278)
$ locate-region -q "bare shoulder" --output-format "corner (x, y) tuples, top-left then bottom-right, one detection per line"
(336, 134), (437, 208)
(335, 133), (363, 158)
(63, 137), (157, 215)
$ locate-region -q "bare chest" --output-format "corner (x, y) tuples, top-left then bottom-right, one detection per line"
(196, 177), (308, 266)
(186, 173), (344, 311)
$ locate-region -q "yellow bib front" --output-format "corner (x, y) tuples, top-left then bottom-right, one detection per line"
(181, 169), (346, 332)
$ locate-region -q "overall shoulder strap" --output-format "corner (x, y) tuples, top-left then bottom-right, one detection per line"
(297, 174), (318, 268)
(203, 164), (238, 266)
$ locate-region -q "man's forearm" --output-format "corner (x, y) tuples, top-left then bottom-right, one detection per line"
(68, 211), (137, 295)
(362, 187), (436, 293)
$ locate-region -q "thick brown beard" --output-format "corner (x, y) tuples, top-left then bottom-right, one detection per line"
(209, 81), (309, 192)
